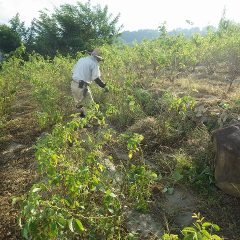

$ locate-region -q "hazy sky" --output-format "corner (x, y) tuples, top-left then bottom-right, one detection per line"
(0, 0), (239, 31)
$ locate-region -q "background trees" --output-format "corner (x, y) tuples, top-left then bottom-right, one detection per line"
(52, 2), (121, 55)
(0, 2), (121, 57)
(0, 24), (21, 53)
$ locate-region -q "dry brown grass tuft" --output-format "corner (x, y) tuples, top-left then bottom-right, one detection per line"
(127, 117), (162, 150)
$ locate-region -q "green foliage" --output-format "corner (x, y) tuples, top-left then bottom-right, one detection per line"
(198, 20), (240, 84)
(157, 33), (198, 80)
(4, 18), (240, 239)
(21, 2), (121, 56)
(164, 124), (215, 195)
(127, 165), (157, 211)
(181, 213), (222, 240)
(0, 55), (24, 119)
(123, 133), (144, 159)
(19, 107), (120, 239)
(22, 53), (74, 128)
(0, 24), (21, 53)
(9, 13), (29, 44)
(170, 149), (215, 194)
(134, 89), (155, 111)
(119, 29), (160, 44)
(97, 79), (145, 129)
(163, 213), (223, 240)
(162, 92), (196, 118)
(99, 35), (198, 84)
(18, 104), (157, 239)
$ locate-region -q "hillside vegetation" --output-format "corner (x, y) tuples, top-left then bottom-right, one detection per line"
(0, 16), (240, 240)
(119, 26), (212, 44)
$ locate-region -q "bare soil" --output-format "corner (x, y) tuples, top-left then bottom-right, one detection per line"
(0, 90), (41, 240)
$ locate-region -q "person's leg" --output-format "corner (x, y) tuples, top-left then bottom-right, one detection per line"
(71, 81), (85, 116)
(81, 87), (95, 116)
(76, 105), (85, 118)
(80, 88), (95, 128)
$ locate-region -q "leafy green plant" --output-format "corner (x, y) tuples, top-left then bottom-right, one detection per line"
(181, 213), (223, 240)
(19, 106), (120, 239)
(162, 213), (223, 240)
(121, 132), (144, 160)
(18, 105), (158, 239)
(127, 164), (157, 212)
(162, 92), (196, 119)
(0, 54), (24, 119)
(22, 53), (74, 128)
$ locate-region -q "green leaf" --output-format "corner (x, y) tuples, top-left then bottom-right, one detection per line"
(212, 224), (220, 231)
(128, 152), (133, 159)
(74, 219), (85, 232)
(162, 233), (179, 240)
(167, 187), (174, 195)
(32, 187), (41, 193)
(171, 170), (184, 182)
(57, 216), (66, 228)
(105, 189), (116, 198)
(182, 226), (196, 235)
(50, 222), (58, 237)
(212, 235), (222, 240)
(183, 235), (194, 240)
(68, 218), (74, 232)
(150, 172), (158, 179)
(12, 197), (21, 205)
(196, 232), (203, 239)
(202, 222), (213, 228)
(22, 226), (28, 239)
(108, 208), (114, 213)
(110, 192), (117, 198)
(201, 229), (211, 238)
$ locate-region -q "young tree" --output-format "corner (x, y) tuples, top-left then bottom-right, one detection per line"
(9, 13), (27, 42)
(0, 24), (21, 53)
(32, 2), (122, 56)
(32, 10), (60, 56)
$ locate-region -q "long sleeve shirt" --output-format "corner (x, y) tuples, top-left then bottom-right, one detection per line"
(72, 56), (101, 84)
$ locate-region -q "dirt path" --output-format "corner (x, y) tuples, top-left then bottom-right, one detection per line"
(0, 89), (41, 240)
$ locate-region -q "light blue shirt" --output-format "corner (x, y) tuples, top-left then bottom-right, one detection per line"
(72, 56), (101, 83)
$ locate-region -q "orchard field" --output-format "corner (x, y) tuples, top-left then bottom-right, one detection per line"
(0, 21), (240, 239)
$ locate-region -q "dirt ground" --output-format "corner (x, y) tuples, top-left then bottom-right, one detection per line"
(0, 90), (41, 240)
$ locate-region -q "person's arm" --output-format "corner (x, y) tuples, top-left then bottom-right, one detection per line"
(92, 62), (108, 90)
(94, 77), (106, 88)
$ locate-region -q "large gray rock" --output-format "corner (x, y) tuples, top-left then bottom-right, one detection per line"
(213, 124), (240, 197)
